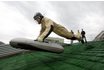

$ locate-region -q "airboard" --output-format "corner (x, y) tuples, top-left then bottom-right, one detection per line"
(10, 38), (64, 53)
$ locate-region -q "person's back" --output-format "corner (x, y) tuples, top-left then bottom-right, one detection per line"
(41, 17), (73, 39)
(81, 29), (85, 37)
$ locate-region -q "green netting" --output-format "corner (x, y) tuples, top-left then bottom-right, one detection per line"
(0, 41), (104, 70)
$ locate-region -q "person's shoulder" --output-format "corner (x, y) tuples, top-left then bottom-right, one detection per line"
(43, 16), (47, 19)
(83, 31), (85, 32)
(44, 17), (53, 22)
(42, 17), (49, 21)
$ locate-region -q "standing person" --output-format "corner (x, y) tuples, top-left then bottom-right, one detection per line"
(33, 12), (83, 43)
(81, 29), (87, 43)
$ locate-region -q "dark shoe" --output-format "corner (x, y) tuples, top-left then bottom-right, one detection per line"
(81, 39), (84, 44)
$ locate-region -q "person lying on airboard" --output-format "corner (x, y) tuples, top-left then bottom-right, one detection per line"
(33, 12), (84, 44)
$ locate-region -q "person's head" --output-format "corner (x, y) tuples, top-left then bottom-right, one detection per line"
(78, 30), (79, 32)
(33, 12), (44, 24)
(82, 29), (83, 31)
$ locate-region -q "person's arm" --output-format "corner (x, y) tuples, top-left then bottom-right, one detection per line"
(37, 26), (44, 37)
(35, 25), (44, 40)
(37, 21), (53, 42)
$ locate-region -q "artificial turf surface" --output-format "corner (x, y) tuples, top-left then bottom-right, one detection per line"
(0, 41), (104, 70)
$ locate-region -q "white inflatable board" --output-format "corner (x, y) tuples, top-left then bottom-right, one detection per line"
(10, 38), (64, 53)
